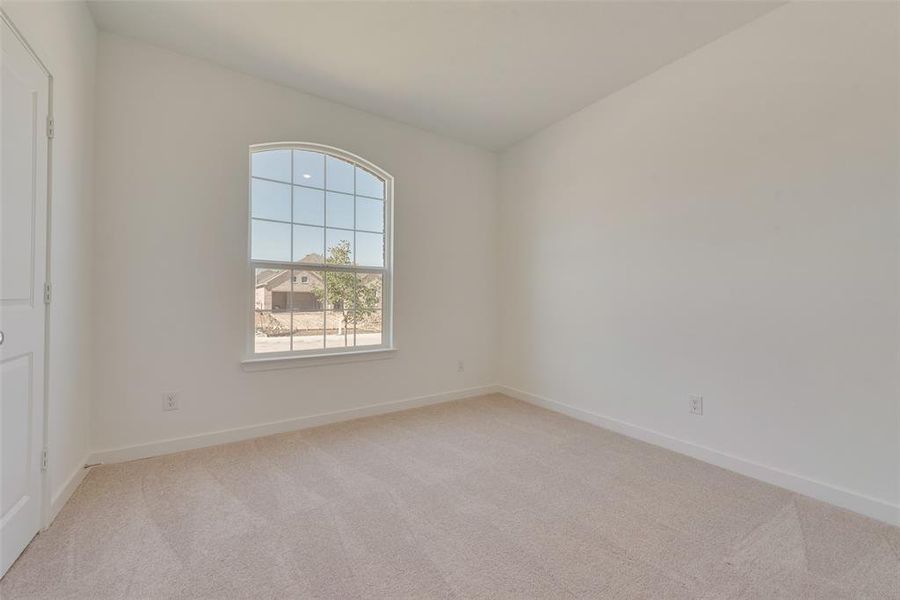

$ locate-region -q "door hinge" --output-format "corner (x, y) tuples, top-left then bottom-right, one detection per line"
(41, 448), (48, 472)
(46, 116), (54, 139)
(44, 282), (52, 305)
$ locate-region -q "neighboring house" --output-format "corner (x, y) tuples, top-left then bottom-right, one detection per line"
(256, 253), (380, 313)
(255, 264), (324, 312)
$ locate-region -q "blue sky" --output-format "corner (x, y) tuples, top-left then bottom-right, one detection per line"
(250, 150), (385, 266)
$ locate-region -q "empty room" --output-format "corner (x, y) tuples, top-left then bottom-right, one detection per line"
(1, 1), (898, 598)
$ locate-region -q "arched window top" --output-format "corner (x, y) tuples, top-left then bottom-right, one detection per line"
(248, 142), (393, 359)
(249, 142), (392, 266)
(250, 142), (392, 198)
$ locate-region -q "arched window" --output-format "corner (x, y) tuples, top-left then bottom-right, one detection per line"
(247, 143), (392, 358)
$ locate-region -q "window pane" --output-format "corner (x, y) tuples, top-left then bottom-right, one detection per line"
(326, 229), (353, 264)
(356, 166), (384, 199)
(355, 273), (383, 347)
(251, 178), (291, 222)
(294, 186), (324, 226)
(252, 219), (291, 262)
(254, 312), (292, 353)
(325, 309), (353, 349)
(254, 268), (292, 353)
(326, 155), (354, 193)
(325, 191), (353, 229)
(255, 268), (291, 310)
(292, 312), (325, 351)
(292, 269), (325, 351)
(355, 232), (384, 267)
(355, 197), (383, 232)
(293, 150), (324, 188)
(293, 225), (324, 263)
(252, 149), (291, 183)
(324, 269), (356, 348)
(291, 269), (324, 309)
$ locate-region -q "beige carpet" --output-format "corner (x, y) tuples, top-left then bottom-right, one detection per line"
(2, 394), (898, 599)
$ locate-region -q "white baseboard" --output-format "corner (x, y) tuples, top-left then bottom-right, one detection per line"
(47, 454), (92, 527)
(89, 385), (500, 465)
(499, 385), (900, 527)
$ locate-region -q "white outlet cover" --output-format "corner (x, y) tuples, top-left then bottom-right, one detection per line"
(163, 391), (179, 411)
(689, 394), (703, 416)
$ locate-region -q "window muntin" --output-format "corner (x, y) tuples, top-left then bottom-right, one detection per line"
(249, 144), (391, 357)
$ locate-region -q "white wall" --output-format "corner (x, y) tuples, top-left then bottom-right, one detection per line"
(91, 34), (498, 454)
(2, 1), (97, 515)
(499, 2), (899, 520)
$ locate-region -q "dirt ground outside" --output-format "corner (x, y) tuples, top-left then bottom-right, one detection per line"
(254, 310), (382, 352)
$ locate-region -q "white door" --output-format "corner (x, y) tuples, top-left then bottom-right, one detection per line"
(0, 15), (49, 578)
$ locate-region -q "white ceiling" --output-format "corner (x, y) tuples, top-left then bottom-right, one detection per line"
(88, 1), (780, 150)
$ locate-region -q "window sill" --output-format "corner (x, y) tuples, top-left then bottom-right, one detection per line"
(241, 347), (397, 371)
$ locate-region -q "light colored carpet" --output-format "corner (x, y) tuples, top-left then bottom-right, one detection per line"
(2, 394), (898, 599)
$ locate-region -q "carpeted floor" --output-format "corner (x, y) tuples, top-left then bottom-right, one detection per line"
(2, 394), (898, 599)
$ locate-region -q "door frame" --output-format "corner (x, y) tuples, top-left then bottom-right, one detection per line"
(1, 8), (54, 531)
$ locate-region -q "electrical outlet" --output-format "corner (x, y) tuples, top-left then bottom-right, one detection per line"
(163, 391), (179, 411)
(689, 394), (703, 416)
(457, 360), (464, 373)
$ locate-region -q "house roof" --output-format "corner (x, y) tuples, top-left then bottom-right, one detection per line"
(255, 254), (381, 293)
(255, 255), (325, 289)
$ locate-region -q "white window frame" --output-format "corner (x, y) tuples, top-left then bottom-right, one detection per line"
(244, 142), (394, 365)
